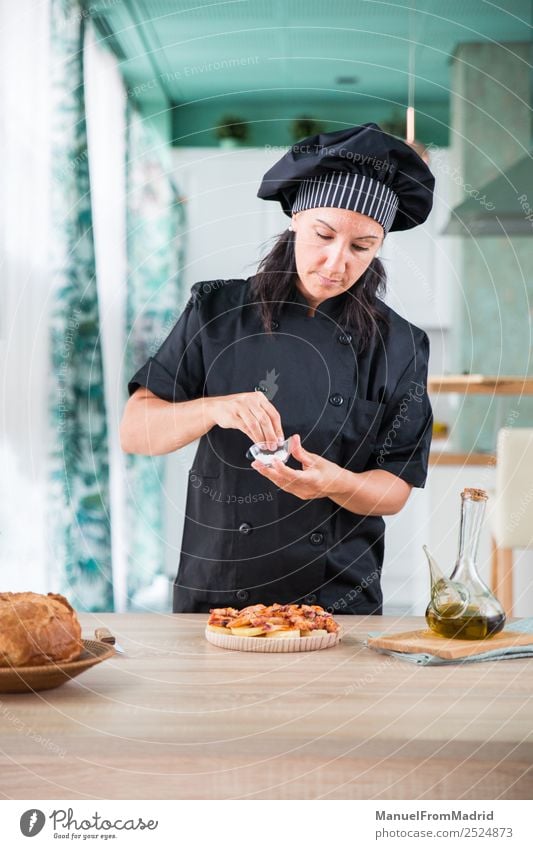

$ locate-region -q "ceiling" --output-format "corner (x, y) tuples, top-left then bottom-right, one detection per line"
(89, 0), (532, 146)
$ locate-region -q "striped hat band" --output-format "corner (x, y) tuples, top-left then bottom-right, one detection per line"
(291, 171), (399, 233)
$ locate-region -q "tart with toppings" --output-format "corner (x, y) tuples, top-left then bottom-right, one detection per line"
(207, 603), (340, 639)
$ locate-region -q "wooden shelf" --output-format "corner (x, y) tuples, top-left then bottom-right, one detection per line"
(428, 375), (533, 395)
(430, 450), (496, 466)
(427, 375), (533, 463)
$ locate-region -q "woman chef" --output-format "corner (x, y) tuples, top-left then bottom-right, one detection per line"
(120, 122), (435, 616)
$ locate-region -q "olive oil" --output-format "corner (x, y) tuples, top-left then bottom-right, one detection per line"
(424, 488), (506, 641)
(426, 605), (506, 640)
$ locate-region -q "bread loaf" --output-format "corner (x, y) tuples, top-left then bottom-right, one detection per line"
(0, 592), (83, 667)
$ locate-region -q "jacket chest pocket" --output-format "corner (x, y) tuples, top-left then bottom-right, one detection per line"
(341, 397), (386, 472)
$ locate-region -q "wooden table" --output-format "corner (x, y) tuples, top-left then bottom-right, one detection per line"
(1, 614), (532, 800)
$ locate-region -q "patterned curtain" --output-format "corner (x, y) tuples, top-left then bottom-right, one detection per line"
(124, 102), (187, 610)
(48, 0), (113, 611)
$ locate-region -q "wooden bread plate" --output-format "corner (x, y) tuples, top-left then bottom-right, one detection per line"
(0, 639), (115, 693)
(205, 627), (341, 653)
(367, 628), (533, 660)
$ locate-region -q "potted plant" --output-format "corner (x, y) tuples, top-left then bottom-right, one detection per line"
(380, 109), (406, 138)
(214, 115), (250, 147)
(290, 116), (325, 143)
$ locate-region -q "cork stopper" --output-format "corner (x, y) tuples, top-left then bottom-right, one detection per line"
(461, 487), (488, 502)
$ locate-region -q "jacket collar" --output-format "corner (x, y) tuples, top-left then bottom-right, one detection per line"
(283, 283), (348, 321)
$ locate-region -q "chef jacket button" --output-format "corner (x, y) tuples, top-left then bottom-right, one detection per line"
(329, 393), (344, 407)
(309, 531), (324, 546)
(238, 522), (253, 534)
(338, 332), (352, 345)
(271, 319), (280, 330)
(304, 594), (318, 604)
(236, 589), (249, 601)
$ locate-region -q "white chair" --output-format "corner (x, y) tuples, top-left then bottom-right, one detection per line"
(490, 427), (533, 615)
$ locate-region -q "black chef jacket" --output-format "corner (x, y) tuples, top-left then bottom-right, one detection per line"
(128, 277), (433, 615)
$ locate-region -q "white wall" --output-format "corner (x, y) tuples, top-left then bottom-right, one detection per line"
(0, 1), (51, 591)
(0, 10), (131, 608)
(173, 146), (288, 289)
(84, 23), (129, 611)
(383, 147), (459, 430)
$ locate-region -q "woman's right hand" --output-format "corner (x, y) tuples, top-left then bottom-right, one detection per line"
(207, 392), (284, 449)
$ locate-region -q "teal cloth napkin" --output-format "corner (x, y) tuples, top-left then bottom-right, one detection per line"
(366, 617), (533, 666)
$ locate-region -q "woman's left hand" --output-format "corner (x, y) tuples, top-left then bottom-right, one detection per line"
(251, 434), (343, 500)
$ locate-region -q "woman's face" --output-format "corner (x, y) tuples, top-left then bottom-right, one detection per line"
(291, 207), (384, 310)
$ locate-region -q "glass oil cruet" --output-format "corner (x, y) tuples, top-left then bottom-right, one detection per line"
(423, 487), (506, 640)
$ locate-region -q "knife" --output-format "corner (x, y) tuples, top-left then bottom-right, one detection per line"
(95, 627), (125, 654)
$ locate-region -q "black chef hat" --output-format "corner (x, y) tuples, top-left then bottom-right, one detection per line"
(257, 123), (435, 233)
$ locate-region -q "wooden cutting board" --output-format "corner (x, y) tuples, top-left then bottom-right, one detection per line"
(367, 628), (533, 660)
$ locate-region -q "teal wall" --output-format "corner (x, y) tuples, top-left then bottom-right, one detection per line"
(450, 42), (533, 452)
(168, 97), (450, 148)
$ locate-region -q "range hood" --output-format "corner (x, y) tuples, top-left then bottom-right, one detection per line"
(442, 152), (533, 236)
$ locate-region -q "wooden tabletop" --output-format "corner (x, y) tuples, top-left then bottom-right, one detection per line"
(0, 613), (532, 801)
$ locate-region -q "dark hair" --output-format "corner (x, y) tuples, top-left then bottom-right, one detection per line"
(249, 229), (388, 353)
